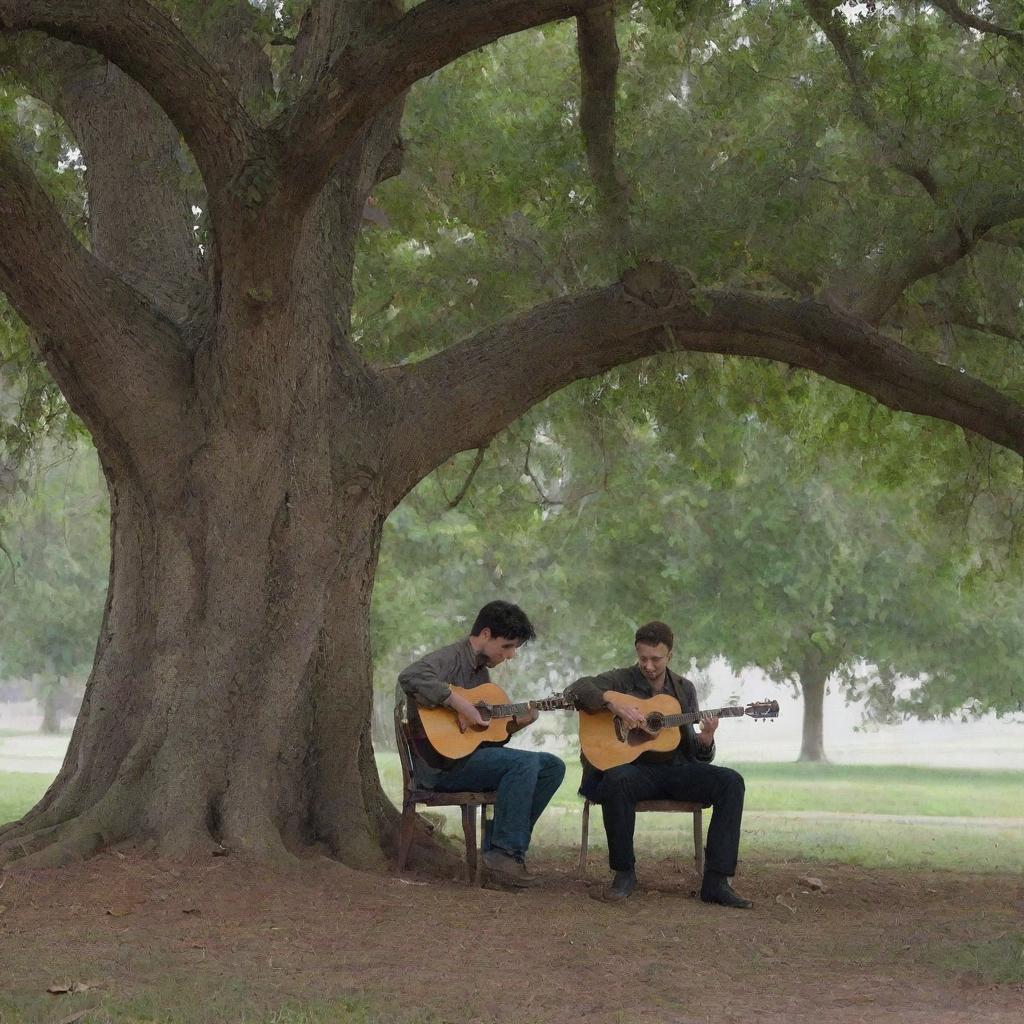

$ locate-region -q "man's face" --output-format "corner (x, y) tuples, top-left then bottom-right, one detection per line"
(477, 629), (522, 667)
(635, 641), (672, 683)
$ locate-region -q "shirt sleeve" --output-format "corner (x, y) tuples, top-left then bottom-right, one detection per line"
(694, 734), (716, 762)
(397, 647), (456, 708)
(565, 668), (634, 711)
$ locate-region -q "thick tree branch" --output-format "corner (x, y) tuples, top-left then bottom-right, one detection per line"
(824, 186), (1024, 321)
(277, 0), (600, 207)
(0, 136), (189, 445)
(195, 0), (274, 115)
(1, 35), (205, 322)
(805, 0), (939, 199)
(391, 263), (1024, 491)
(0, 0), (259, 196)
(930, 0), (1024, 43)
(576, 2), (631, 251)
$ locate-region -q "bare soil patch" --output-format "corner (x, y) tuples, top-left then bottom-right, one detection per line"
(1, 849), (1021, 1024)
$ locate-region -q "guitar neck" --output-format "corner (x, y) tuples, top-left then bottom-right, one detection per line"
(484, 697), (568, 719)
(661, 706), (746, 727)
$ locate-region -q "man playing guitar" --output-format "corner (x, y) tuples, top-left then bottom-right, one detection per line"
(565, 620), (752, 907)
(398, 601), (566, 887)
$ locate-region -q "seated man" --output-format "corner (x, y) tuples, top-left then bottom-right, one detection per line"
(398, 600), (565, 887)
(565, 620), (751, 907)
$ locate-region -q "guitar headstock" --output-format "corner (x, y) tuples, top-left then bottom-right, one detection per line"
(745, 699), (780, 721)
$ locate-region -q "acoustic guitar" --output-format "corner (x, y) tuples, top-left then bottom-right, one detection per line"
(579, 692), (780, 770)
(418, 683), (573, 760)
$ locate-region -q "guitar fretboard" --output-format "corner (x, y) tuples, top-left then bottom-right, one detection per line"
(481, 697), (570, 718)
(657, 706), (747, 727)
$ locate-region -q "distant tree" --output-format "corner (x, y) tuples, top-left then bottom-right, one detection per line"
(374, 370), (1024, 762)
(0, 444), (107, 733)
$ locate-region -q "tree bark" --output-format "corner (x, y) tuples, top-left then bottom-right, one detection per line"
(797, 658), (829, 764)
(39, 681), (61, 735)
(0, 388), (405, 868)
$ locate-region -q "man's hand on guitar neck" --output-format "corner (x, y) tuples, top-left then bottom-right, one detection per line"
(443, 689), (488, 732)
(697, 716), (720, 746)
(507, 706), (539, 735)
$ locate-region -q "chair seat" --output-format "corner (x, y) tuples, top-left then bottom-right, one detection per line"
(578, 797), (709, 878)
(635, 800), (709, 812)
(406, 789), (497, 807)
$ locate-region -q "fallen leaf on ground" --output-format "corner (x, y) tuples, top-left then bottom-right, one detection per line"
(47, 980), (103, 996)
(105, 904), (133, 918)
(798, 876), (826, 892)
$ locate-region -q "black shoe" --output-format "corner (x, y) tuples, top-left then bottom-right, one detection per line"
(605, 868), (637, 902)
(700, 879), (753, 909)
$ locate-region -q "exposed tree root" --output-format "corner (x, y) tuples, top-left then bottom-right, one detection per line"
(0, 806), (113, 869)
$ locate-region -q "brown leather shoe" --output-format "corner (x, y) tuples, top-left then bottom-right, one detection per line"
(482, 848), (539, 887)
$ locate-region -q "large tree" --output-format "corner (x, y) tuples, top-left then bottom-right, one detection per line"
(1, 0), (1023, 869)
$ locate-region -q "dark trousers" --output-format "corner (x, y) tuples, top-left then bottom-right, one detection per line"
(593, 760), (745, 875)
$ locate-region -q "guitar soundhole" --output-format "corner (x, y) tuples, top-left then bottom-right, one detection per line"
(475, 703), (493, 725)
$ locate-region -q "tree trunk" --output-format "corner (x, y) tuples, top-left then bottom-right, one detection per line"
(1, 432), (409, 867)
(0, 253), (424, 868)
(797, 661), (829, 763)
(39, 681), (61, 735)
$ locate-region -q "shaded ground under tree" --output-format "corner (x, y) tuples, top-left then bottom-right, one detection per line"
(1, 851), (1021, 1024)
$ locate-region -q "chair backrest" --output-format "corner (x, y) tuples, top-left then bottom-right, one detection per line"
(393, 697), (417, 794)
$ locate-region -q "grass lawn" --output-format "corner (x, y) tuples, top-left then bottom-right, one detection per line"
(376, 751), (1024, 873)
(0, 771), (51, 826)
(4, 753), (1022, 874)
(376, 751), (1024, 817)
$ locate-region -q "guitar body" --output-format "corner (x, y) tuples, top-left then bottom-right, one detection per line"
(417, 683), (518, 760)
(579, 692), (683, 771)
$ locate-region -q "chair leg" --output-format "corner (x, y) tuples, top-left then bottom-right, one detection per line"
(693, 808), (704, 877)
(476, 805), (491, 885)
(397, 800), (417, 873)
(461, 805), (478, 884)
(577, 800), (590, 878)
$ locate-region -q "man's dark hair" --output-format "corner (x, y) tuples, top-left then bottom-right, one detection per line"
(471, 601), (536, 643)
(634, 620), (674, 650)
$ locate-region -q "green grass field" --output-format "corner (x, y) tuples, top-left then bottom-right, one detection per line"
(0, 770), (51, 826)
(376, 752), (1024, 873)
(4, 753), (1023, 874)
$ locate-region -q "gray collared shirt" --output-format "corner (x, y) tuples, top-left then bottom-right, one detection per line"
(397, 638), (495, 785)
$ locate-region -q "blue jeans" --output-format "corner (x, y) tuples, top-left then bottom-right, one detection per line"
(430, 746), (565, 857)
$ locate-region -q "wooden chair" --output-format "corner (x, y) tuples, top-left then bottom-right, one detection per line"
(577, 798), (708, 878)
(394, 699), (496, 884)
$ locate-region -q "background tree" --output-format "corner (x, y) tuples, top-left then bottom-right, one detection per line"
(0, 1), (1023, 870)
(372, 359), (1024, 762)
(0, 443), (107, 732)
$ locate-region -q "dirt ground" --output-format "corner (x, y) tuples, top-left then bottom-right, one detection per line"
(1, 849), (1022, 1024)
